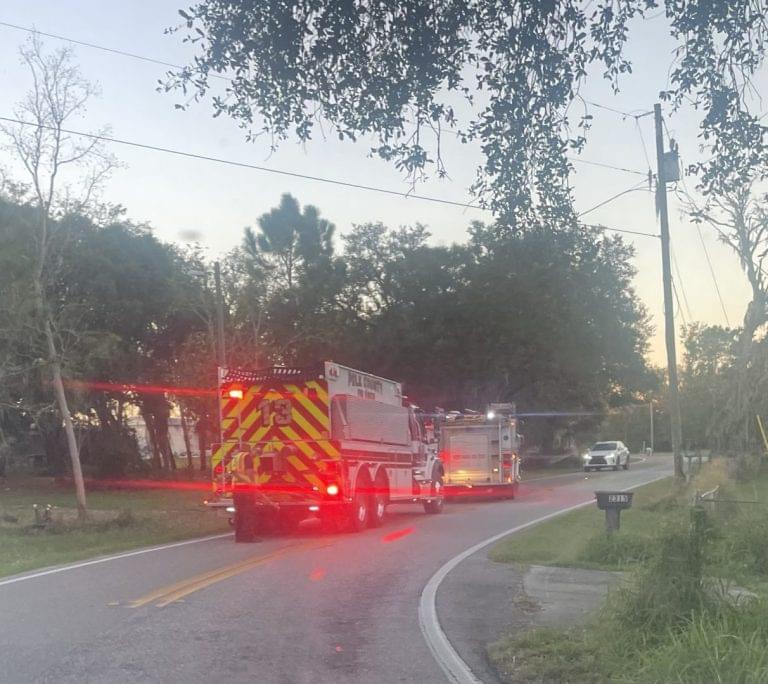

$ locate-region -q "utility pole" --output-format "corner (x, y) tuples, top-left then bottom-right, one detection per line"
(213, 261), (226, 368)
(649, 400), (654, 455)
(213, 260), (227, 459)
(654, 103), (685, 480)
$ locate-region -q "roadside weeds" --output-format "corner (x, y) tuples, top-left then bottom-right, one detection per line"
(487, 458), (768, 683)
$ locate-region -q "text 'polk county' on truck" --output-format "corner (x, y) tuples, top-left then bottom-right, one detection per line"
(207, 362), (445, 541)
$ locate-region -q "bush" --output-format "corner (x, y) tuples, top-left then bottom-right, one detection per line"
(599, 509), (713, 647)
(80, 427), (142, 478)
(727, 453), (765, 484)
(579, 532), (651, 568)
(629, 601), (768, 684)
(717, 512), (768, 577)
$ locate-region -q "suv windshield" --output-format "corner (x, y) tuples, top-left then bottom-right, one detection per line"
(592, 442), (617, 451)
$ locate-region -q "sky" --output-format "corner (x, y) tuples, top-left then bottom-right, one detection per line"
(0, 1), (753, 366)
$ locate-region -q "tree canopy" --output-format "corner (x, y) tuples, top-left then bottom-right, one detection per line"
(166, 1), (768, 225)
(1, 189), (653, 473)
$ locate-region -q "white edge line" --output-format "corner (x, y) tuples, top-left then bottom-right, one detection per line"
(0, 532), (233, 588)
(418, 473), (670, 684)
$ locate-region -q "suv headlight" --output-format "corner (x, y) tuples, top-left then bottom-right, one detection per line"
(582, 453), (591, 461)
(606, 453), (615, 462)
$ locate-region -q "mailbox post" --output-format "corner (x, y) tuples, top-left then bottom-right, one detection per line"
(595, 491), (634, 533)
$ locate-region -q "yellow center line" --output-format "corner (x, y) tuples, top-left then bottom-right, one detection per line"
(129, 540), (333, 609)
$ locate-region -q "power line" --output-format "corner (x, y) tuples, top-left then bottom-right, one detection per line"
(671, 278), (688, 328)
(577, 180), (649, 217)
(582, 99), (654, 119)
(695, 223), (731, 326)
(583, 224), (659, 239)
(0, 19), (229, 81)
(569, 157), (647, 176)
(635, 118), (653, 171)
(0, 115), (482, 210)
(670, 244), (693, 321)
(0, 22), (666, 240)
(1, 18), (656, 183)
(673, 154), (732, 327)
(0, 115), (668, 241)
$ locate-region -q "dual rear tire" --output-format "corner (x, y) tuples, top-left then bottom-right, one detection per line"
(423, 475), (445, 514)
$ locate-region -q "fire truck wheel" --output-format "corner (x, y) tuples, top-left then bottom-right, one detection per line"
(348, 477), (371, 532)
(368, 477), (388, 528)
(423, 475), (445, 514)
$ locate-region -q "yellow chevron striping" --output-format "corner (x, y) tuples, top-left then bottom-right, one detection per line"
(279, 425), (314, 457)
(307, 380), (328, 404)
(287, 384), (330, 427)
(286, 454), (324, 489)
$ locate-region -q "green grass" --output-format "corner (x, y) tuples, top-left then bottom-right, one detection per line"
(488, 459), (768, 683)
(0, 476), (229, 578)
(488, 478), (682, 570)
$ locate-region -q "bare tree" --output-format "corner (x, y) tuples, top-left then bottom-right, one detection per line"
(685, 184), (768, 448)
(0, 36), (117, 519)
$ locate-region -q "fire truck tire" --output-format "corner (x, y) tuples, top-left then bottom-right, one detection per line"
(423, 474), (445, 514)
(368, 473), (388, 528)
(348, 474), (371, 532)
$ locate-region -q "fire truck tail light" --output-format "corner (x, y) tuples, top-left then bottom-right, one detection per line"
(214, 463), (223, 475)
(228, 388), (244, 399)
(326, 483), (339, 496)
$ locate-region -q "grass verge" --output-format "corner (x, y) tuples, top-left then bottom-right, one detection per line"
(0, 476), (228, 578)
(488, 457), (768, 683)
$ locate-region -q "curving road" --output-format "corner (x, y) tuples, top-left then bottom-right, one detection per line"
(0, 454), (671, 683)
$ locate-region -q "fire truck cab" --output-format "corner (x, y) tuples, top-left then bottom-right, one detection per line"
(209, 362), (444, 541)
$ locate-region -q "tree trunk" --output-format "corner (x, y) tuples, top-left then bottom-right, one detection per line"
(156, 419), (176, 471)
(45, 318), (87, 519)
(197, 419), (208, 472)
(180, 407), (194, 472)
(142, 406), (162, 470)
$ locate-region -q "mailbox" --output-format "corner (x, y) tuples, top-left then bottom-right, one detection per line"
(594, 490), (634, 533)
(595, 491), (634, 511)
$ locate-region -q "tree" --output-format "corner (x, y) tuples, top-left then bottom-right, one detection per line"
(684, 184), (768, 448)
(0, 38), (116, 518)
(679, 323), (737, 452)
(333, 220), (652, 452)
(241, 193), (344, 364)
(166, 1), (768, 227)
(244, 193), (334, 290)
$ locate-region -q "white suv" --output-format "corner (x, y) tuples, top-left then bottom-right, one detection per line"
(583, 441), (630, 472)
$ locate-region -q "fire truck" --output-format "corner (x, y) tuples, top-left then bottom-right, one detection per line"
(208, 362), (445, 541)
(436, 403), (522, 498)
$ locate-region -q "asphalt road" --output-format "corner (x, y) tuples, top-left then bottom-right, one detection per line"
(0, 454), (672, 683)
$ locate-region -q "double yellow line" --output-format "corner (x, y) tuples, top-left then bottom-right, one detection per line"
(129, 540), (331, 608)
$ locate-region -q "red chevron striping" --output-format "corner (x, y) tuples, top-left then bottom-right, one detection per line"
(221, 397), (239, 416)
(223, 395), (264, 441)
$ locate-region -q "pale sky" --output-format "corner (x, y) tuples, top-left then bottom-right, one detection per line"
(0, 1), (754, 365)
